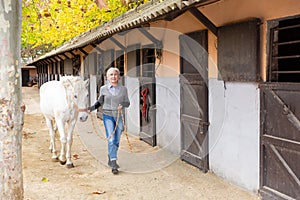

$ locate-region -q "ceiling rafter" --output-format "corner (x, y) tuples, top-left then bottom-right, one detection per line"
(189, 7), (218, 36)
(109, 37), (125, 50)
(90, 43), (104, 53)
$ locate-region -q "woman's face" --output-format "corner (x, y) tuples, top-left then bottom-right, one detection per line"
(107, 70), (119, 84)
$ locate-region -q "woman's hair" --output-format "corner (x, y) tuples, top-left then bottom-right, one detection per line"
(106, 67), (120, 78)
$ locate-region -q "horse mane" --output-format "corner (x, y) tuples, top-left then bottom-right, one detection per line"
(60, 76), (82, 88)
(60, 76), (81, 81)
(59, 76), (88, 109)
(60, 76), (81, 108)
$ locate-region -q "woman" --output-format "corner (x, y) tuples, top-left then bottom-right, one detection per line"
(88, 67), (130, 174)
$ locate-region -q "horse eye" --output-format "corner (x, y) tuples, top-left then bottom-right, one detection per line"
(74, 95), (78, 99)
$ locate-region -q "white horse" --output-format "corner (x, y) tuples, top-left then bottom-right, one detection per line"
(40, 76), (89, 168)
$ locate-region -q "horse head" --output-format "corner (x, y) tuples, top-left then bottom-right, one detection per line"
(62, 76), (89, 122)
(73, 78), (89, 122)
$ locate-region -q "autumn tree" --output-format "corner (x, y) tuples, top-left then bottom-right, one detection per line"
(0, 0), (23, 199)
(21, 0), (146, 62)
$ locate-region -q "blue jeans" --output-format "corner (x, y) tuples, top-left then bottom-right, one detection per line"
(103, 113), (123, 161)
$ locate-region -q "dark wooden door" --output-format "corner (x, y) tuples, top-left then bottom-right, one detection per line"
(22, 69), (29, 86)
(260, 83), (300, 200)
(139, 47), (156, 146)
(179, 30), (209, 172)
(72, 55), (80, 76)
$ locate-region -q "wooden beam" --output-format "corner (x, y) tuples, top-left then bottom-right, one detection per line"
(109, 37), (125, 50)
(58, 54), (66, 60)
(164, 9), (185, 21)
(37, 61), (44, 66)
(90, 43), (104, 53)
(50, 57), (56, 63)
(54, 56), (61, 62)
(69, 51), (77, 57)
(138, 28), (160, 44)
(189, 7), (218, 36)
(63, 52), (71, 59)
(44, 59), (51, 64)
(40, 60), (47, 65)
(79, 48), (88, 56)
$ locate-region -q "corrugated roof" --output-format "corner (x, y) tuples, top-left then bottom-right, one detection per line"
(29, 0), (219, 65)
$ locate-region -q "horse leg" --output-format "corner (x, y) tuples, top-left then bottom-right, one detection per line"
(56, 120), (67, 165)
(45, 117), (58, 161)
(65, 120), (76, 168)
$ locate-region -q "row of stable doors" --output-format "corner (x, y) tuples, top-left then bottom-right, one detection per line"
(138, 31), (209, 172)
(139, 31), (300, 200)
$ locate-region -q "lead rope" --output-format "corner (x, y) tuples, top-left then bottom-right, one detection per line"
(121, 109), (133, 152)
(89, 113), (106, 140)
(89, 110), (133, 152)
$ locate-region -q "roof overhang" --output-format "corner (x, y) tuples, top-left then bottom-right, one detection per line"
(22, 65), (36, 69)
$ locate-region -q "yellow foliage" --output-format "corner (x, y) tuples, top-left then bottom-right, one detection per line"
(22, 0), (148, 60)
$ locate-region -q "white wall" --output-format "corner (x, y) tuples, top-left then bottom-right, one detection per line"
(208, 79), (260, 192)
(89, 75), (97, 106)
(156, 77), (181, 155)
(125, 76), (140, 137)
(125, 75), (181, 155)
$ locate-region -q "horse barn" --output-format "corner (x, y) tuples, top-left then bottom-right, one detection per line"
(28, 0), (300, 199)
(21, 65), (37, 86)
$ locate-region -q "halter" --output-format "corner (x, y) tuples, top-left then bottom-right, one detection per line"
(72, 101), (88, 113)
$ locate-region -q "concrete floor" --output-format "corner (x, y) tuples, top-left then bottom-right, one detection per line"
(22, 86), (260, 200)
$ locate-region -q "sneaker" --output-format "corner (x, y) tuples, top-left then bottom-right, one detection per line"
(112, 168), (119, 174)
(111, 160), (119, 174)
(108, 157), (119, 168)
(111, 160), (119, 169)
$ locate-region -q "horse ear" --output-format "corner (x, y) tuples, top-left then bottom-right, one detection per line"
(84, 79), (89, 88)
(61, 78), (74, 89)
(66, 79), (74, 87)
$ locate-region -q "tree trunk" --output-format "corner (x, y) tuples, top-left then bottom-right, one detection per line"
(0, 1), (23, 199)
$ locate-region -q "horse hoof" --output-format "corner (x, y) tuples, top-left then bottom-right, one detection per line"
(51, 157), (59, 162)
(66, 163), (74, 168)
(59, 160), (66, 165)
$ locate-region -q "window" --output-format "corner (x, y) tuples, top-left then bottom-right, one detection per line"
(268, 16), (300, 82)
(142, 47), (156, 78)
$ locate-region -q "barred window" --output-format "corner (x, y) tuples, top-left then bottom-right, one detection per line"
(268, 16), (300, 82)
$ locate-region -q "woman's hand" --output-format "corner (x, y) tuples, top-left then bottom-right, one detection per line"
(118, 104), (123, 111)
(82, 108), (90, 113)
